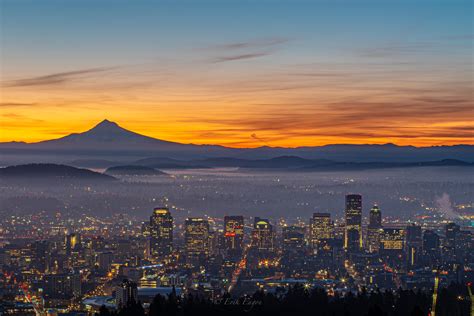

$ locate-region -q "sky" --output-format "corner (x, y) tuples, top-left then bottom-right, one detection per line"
(0, 0), (472, 147)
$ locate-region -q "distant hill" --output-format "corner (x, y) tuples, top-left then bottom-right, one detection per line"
(192, 156), (333, 168)
(2, 159), (467, 178)
(133, 156), (473, 171)
(105, 165), (167, 176)
(303, 158), (473, 171)
(0, 164), (116, 181)
(0, 119), (472, 163)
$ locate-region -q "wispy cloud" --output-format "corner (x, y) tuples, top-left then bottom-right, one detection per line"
(211, 38), (290, 51)
(1, 113), (44, 123)
(208, 37), (290, 63)
(3, 67), (117, 87)
(0, 102), (37, 107)
(358, 41), (438, 58)
(211, 52), (271, 63)
(174, 82), (473, 146)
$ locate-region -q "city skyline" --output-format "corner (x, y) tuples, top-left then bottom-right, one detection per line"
(0, 1), (472, 315)
(1, 193), (471, 315)
(1, 0), (472, 147)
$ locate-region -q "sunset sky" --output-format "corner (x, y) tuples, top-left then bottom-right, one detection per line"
(1, 0), (472, 147)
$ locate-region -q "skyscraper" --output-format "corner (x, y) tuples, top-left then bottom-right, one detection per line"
(367, 205), (382, 253)
(380, 228), (405, 253)
(369, 204), (382, 227)
(32, 240), (51, 273)
(406, 224), (422, 267)
(65, 233), (81, 255)
(251, 217), (274, 252)
(115, 279), (138, 308)
(456, 230), (473, 264)
(309, 213), (333, 248)
(423, 230), (441, 265)
(444, 222), (460, 259)
(223, 216), (244, 253)
(380, 228), (406, 268)
(344, 194), (362, 251)
(43, 273), (81, 299)
(280, 225), (306, 274)
(184, 218), (210, 265)
(282, 225), (305, 251)
(149, 207), (173, 259)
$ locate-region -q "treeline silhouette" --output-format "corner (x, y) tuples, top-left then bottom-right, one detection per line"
(96, 282), (472, 316)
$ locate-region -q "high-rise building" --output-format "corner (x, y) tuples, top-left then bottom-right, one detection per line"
(251, 217), (274, 252)
(223, 216), (244, 253)
(422, 230), (441, 265)
(208, 230), (220, 257)
(380, 228), (405, 253)
(280, 225), (306, 274)
(31, 240), (51, 273)
(149, 207), (173, 259)
(97, 251), (114, 271)
(309, 213), (333, 248)
(115, 279), (138, 308)
(406, 224), (422, 267)
(184, 218), (210, 265)
(282, 226), (305, 251)
(43, 273), (81, 299)
(444, 222), (460, 259)
(344, 194), (362, 251)
(369, 204), (382, 227)
(367, 205), (382, 253)
(456, 230), (473, 263)
(65, 233), (81, 255)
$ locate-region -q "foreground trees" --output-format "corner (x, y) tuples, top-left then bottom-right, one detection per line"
(97, 282), (472, 316)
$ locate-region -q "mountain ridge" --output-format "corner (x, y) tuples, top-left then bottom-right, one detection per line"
(133, 156), (473, 170)
(2, 119), (471, 149)
(1, 119), (472, 163)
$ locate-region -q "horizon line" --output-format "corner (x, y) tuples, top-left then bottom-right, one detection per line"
(0, 119), (472, 149)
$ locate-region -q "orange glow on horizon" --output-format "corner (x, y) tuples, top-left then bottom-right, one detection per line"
(1, 117), (472, 148)
(1, 62), (472, 148)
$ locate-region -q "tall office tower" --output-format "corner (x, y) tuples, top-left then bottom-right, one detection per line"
(367, 205), (382, 253)
(251, 217), (274, 252)
(444, 222), (460, 259)
(380, 228), (405, 255)
(344, 194), (362, 251)
(423, 230), (441, 265)
(309, 213), (333, 248)
(456, 230), (473, 264)
(369, 204), (382, 227)
(97, 251), (114, 271)
(223, 216), (244, 253)
(32, 240), (51, 273)
(141, 221), (151, 238)
(406, 224), (422, 267)
(280, 225), (306, 274)
(184, 218), (210, 265)
(149, 207), (173, 259)
(115, 279), (138, 308)
(208, 230), (220, 256)
(65, 233), (81, 255)
(282, 226), (305, 251)
(43, 273), (82, 299)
